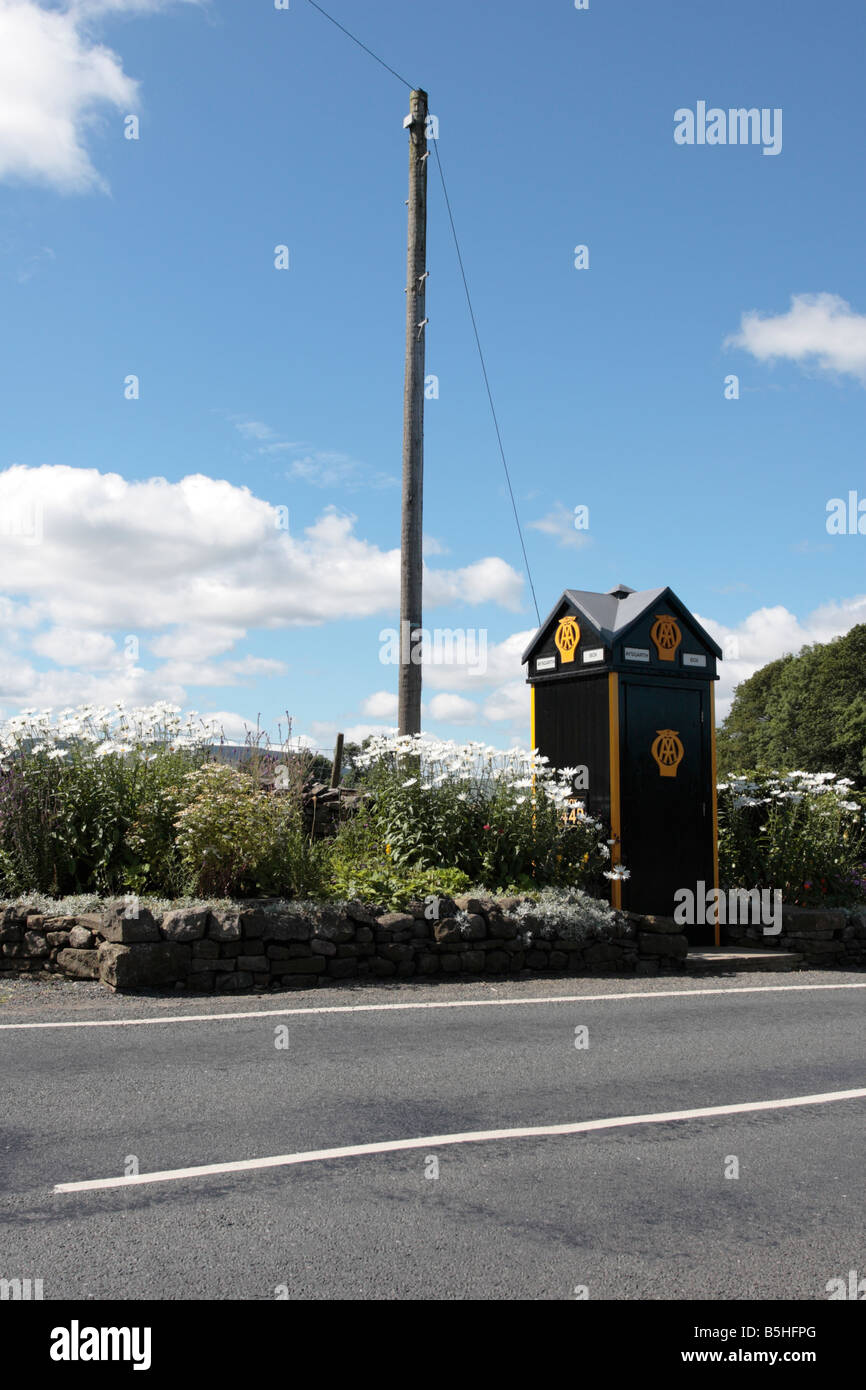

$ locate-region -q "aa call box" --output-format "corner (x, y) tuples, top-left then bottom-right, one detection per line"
(523, 584), (722, 933)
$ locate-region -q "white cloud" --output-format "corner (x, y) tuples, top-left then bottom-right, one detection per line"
(428, 557), (523, 612)
(697, 594), (866, 719)
(288, 451), (397, 492)
(360, 690), (398, 719)
(428, 693), (478, 724)
(154, 654), (287, 687)
(528, 501), (591, 550)
(0, 467), (523, 632)
(30, 626), (118, 668)
(0, 464), (524, 714)
(229, 417), (397, 491)
(423, 630), (535, 691)
(234, 419), (277, 443)
(68, 2), (198, 17)
(0, 1), (197, 194)
(0, 0), (134, 192)
(482, 680), (528, 726)
(148, 625), (246, 662)
(725, 293), (866, 385)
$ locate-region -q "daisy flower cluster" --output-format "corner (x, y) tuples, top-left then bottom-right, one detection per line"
(355, 733), (586, 811)
(718, 770), (861, 815)
(717, 769), (865, 907)
(351, 733), (617, 893)
(0, 702), (219, 766)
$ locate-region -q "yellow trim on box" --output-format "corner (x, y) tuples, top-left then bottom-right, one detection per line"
(608, 672), (622, 911)
(710, 683), (720, 947)
(530, 683), (536, 752)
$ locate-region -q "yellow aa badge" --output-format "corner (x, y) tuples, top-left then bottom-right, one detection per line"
(650, 614), (682, 662)
(554, 615), (580, 663)
(651, 729), (684, 778)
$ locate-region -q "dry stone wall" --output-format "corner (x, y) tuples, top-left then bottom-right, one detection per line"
(1, 896), (864, 992)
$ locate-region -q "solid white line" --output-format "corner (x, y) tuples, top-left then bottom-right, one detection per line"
(54, 1087), (866, 1193)
(3, 982), (866, 1031)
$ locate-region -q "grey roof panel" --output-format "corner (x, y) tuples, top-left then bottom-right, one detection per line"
(521, 585), (723, 663)
(563, 586), (668, 643)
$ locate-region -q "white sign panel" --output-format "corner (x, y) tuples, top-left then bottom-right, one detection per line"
(682, 653), (707, 668)
(536, 656), (556, 672)
(582, 648), (604, 663)
(624, 647), (650, 662)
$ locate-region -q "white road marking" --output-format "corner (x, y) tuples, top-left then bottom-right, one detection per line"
(2, 981), (865, 1031)
(54, 1087), (866, 1193)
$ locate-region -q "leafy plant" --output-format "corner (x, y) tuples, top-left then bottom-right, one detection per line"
(329, 734), (616, 896)
(0, 703), (213, 896)
(718, 771), (866, 906)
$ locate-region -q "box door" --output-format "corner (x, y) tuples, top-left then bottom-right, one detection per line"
(619, 681), (714, 932)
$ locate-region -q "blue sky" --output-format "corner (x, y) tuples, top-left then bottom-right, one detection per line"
(1, 0), (865, 749)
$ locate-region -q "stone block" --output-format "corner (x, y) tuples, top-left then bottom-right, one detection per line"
(56, 948), (100, 980)
(264, 914), (312, 942)
(68, 926), (95, 949)
(369, 958), (396, 977)
(375, 912), (414, 933)
(237, 956), (269, 973)
(207, 910), (241, 942)
(161, 908), (209, 942)
(631, 913), (682, 935)
(378, 943), (413, 963)
(637, 932), (688, 958)
(461, 914), (487, 941)
(484, 950), (510, 974)
(101, 904), (161, 944)
(98, 941), (191, 989)
(433, 918), (462, 944)
(217, 972), (254, 992)
(311, 939), (337, 957)
(312, 907), (354, 943)
(327, 958), (358, 979)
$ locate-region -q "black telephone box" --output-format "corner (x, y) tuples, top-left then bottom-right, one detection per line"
(522, 584), (722, 940)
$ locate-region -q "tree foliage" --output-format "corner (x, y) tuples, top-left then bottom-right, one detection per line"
(717, 625), (866, 783)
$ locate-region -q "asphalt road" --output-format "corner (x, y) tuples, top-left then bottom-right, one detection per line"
(1, 969), (864, 1300)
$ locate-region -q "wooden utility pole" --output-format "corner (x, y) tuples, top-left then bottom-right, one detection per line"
(329, 732), (344, 789)
(398, 89), (428, 736)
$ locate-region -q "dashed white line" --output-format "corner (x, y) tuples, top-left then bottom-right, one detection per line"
(54, 1087), (866, 1192)
(2, 981), (865, 1030)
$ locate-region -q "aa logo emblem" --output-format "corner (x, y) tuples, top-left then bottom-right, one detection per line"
(651, 729), (684, 778)
(650, 614), (682, 662)
(554, 615), (580, 663)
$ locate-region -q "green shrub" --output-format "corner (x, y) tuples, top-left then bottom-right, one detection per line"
(718, 771), (865, 906)
(344, 734), (616, 894)
(174, 762), (332, 900)
(0, 704), (212, 897)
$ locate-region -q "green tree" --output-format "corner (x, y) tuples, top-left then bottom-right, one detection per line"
(718, 625), (866, 783)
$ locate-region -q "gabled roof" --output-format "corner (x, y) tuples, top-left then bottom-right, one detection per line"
(521, 584), (723, 663)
